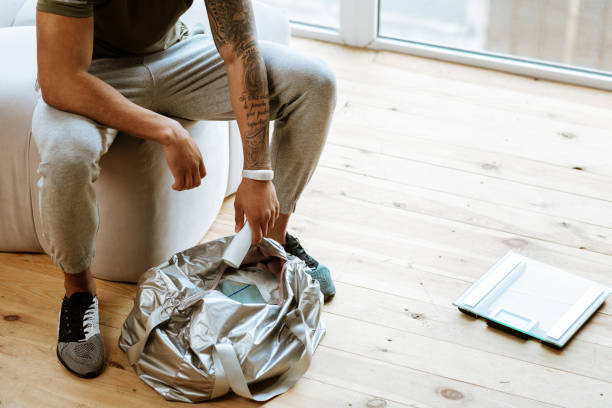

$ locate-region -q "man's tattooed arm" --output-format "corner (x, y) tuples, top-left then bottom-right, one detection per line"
(205, 0), (271, 170)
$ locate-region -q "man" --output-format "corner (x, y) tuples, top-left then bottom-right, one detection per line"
(34, 0), (336, 378)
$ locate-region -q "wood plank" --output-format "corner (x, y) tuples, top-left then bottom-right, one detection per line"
(331, 100), (612, 201)
(308, 347), (558, 408)
(295, 39), (612, 177)
(333, 86), (612, 177)
(0, 255), (411, 408)
(209, 193), (612, 322)
(210, 210), (612, 347)
(282, 204), (612, 314)
(320, 143), (612, 228)
(318, 313), (612, 408)
(2, 219), (607, 408)
(293, 172), (612, 279)
(207, 214), (612, 356)
(197, 200), (612, 391)
(311, 166), (612, 255)
(4, 37), (612, 408)
(0, 335), (257, 408)
(332, 71), (612, 144)
(294, 38), (612, 130)
(0, 348), (412, 408)
(293, 38), (612, 111)
(264, 379), (417, 408)
(4, 253), (610, 391)
(5, 233), (608, 408)
(372, 48), (612, 108)
(0, 280), (557, 408)
(326, 281), (612, 369)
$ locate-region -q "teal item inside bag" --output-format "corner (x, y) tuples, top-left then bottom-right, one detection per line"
(218, 280), (266, 304)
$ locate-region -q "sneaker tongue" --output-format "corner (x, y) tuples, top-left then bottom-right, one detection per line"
(68, 292), (94, 306)
(283, 233), (319, 269)
(283, 233), (299, 250)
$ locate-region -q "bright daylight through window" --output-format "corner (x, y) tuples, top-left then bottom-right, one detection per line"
(379, 0), (612, 73)
(258, 0), (340, 29)
(260, 0), (612, 88)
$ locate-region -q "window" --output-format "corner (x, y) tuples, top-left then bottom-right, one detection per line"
(259, 0), (612, 89)
(379, 0), (612, 73)
(259, 0), (340, 30)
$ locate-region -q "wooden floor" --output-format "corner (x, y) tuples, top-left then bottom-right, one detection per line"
(2, 38), (612, 408)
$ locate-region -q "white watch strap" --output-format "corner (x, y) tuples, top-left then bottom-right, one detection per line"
(242, 169), (274, 181)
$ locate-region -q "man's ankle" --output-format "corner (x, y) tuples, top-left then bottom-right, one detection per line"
(266, 214), (290, 245)
(64, 268), (97, 297)
(65, 287), (96, 298)
(268, 232), (287, 246)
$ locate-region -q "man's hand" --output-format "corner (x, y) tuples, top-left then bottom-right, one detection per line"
(205, 0), (277, 243)
(234, 178), (280, 244)
(160, 119), (206, 191)
(36, 10), (204, 190)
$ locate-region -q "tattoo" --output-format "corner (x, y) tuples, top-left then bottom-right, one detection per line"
(243, 126), (268, 167)
(205, 0), (272, 169)
(242, 45), (266, 94)
(205, 0), (254, 49)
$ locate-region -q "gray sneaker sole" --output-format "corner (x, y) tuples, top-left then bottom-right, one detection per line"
(56, 340), (105, 379)
(56, 346), (104, 378)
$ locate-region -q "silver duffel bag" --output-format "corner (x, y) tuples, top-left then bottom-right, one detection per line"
(119, 236), (325, 402)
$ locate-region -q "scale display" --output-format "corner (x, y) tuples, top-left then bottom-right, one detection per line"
(454, 252), (611, 348)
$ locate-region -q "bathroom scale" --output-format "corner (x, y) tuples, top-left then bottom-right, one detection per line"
(453, 252), (611, 348)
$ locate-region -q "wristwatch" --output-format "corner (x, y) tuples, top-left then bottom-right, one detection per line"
(241, 169), (274, 181)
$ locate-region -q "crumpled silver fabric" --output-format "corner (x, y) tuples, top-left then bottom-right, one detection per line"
(119, 236), (325, 402)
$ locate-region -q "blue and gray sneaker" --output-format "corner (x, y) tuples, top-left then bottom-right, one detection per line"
(57, 292), (105, 378)
(283, 233), (336, 302)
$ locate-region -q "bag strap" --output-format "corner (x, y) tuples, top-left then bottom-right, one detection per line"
(212, 308), (315, 401)
(124, 307), (172, 365)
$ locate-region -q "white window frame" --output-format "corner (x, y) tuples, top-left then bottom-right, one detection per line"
(288, 0), (612, 91)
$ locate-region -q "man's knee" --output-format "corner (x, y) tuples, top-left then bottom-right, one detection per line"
(33, 102), (103, 183)
(40, 148), (98, 186)
(261, 42), (337, 110)
(302, 58), (337, 107)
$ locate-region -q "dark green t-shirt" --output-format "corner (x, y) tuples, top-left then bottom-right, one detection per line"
(37, 0), (193, 58)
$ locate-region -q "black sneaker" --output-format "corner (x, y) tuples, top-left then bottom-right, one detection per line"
(283, 233), (336, 301)
(57, 292), (105, 378)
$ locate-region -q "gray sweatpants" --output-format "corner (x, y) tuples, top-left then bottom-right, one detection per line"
(31, 34), (337, 275)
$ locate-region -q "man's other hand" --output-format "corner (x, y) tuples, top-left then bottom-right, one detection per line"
(234, 178), (280, 245)
(161, 119), (206, 191)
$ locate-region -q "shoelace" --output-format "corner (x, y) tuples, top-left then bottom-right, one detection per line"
(284, 234), (318, 269)
(82, 302), (98, 339)
(61, 296), (96, 342)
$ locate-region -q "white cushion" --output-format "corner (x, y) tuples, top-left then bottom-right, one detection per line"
(0, 26), (40, 251)
(13, 0), (36, 27)
(180, 0), (212, 33)
(0, 0), (26, 27)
